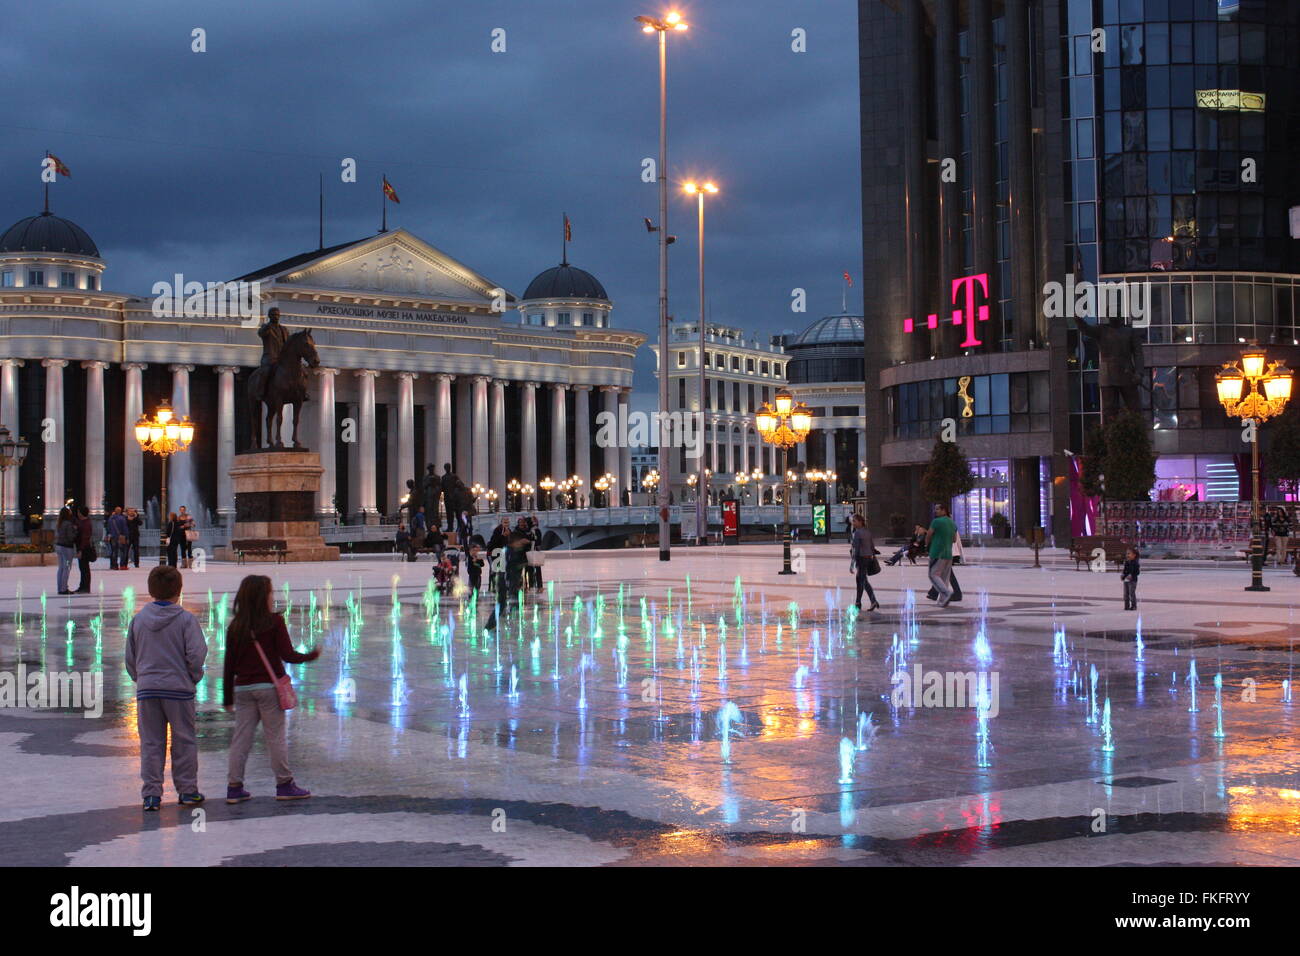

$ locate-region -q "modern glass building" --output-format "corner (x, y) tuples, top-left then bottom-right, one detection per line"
(858, 0), (1300, 541)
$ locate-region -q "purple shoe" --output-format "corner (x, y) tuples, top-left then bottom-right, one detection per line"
(226, 786), (252, 804)
(275, 781), (312, 801)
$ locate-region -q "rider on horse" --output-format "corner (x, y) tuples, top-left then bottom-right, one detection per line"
(254, 307), (289, 401)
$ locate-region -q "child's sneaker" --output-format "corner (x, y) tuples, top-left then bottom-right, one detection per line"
(142, 796), (161, 811)
(226, 786), (252, 804)
(178, 792), (205, 806)
(275, 781), (311, 800)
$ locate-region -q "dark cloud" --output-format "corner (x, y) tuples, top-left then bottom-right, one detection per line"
(0, 0), (862, 400)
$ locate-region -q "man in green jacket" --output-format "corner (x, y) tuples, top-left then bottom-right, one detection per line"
(925, 503), (958, 608)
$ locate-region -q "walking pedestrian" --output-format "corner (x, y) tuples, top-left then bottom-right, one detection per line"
(222, 574), (320, 803)
(924, 503), (957, 608)
(849, 514), (881, 611)
(74, 504), (94, 593)
(54, 506), (77, 595)
(927, 529), (964, 602)
(125, 565), (208, 810)
(1122, 547), (1141, 610)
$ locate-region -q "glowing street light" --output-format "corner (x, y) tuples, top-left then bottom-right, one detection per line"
(134, 400), (196, 565)
(0, 424), (30, 546)
(755, 389), (813, 574)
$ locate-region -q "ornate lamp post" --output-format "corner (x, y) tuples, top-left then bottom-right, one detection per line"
(134, 401), (195, 565)
(507, 478), (521, 512)
(485, 489), (499, 513)
(539, 476), (555, 511)
(686, 472), (698, 502)
(522, 483), (534, 511)
(1216, 345), (1293, 591)
(734, 471), (750, 505)
(755, 390), (813, 574)
(0, 425), (30, 546)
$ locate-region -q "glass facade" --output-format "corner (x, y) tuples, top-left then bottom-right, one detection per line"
(889, 370), (1051, 438)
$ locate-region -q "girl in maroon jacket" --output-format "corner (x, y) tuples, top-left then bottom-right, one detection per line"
(222, 574), (320, 803)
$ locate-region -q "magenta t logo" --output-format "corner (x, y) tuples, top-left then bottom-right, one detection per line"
(903, 273), (991, 347)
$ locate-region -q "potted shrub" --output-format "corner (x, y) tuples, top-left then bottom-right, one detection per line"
(989, 512), (1010, 539)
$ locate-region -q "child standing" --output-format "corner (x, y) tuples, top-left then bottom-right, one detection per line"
(223, 574), (320, 803)
(1122, 547), (1140, 610)
(124, 565), (209, 811)
(466, 543), (485, 593)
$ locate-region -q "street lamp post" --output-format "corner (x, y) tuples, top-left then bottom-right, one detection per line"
(539, 476), (555, 511)
(0, 425), (30, 546)
(507, 478), (521, 512)
(637, 10), (688, 563)
(134, 401), (195, 565)
(1216, 345), (1293, 591)
(685, 180), (718, 547)
(755, 391), (813, 575)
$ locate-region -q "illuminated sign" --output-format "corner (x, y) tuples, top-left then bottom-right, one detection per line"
(903, 273), (991, 348)
(812, 504), (827, 538)
(957, 376), (974, 418)
(1195, 90), (1265, 112)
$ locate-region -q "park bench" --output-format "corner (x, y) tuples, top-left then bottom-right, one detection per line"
(232, 538), (287, 564)
(1069, 535), (1127, 570)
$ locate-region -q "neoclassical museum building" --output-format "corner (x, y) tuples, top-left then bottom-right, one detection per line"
(0, 208), (643, 532)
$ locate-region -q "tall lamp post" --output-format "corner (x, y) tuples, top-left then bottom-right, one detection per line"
(637, 9), (689, 562)
(755, 390), (813, 574)
(507, 478), (521, 512)
(0, 425), (30, 546)
(1216, 346), (1293, 591)
(134, 401), (195, 565)
(539, 476), (555, 511)
(685, 180), (718, 547)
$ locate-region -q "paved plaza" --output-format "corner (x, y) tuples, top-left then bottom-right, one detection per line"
(3, 544), (1300, 867)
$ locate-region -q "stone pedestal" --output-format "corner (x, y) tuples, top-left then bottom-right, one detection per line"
(214, 451), (340, 562)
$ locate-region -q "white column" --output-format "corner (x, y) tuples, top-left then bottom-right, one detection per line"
(573, 385), (591, 494)
(356, 370), (379, 521)
(216, 367), (238, 521)
(600, 385), (620, 483)
(397, 371), (417, 505)
(346, 401), (360, 517)
(490, 378), (506, 502)
(740, 423), (750, 475)
(618, 388), (632, 501)
(0, 359), (23, 518)
(550, 383), (568, 479)
(520, 382), (538, 487)
(82, 361), (107, 515)
(857, 428), (867, 491)
(123, 363), (145, 510)
(455, 378), (473, 480)
(471, 374), (489, 490)
(42, 359), (68, 517)
(825, 428), (838, 503)
(315, 368), (338, 519)
(169, 364), (193, 417)
(434, 373), (454, 471)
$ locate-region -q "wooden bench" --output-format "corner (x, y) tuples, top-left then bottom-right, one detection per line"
(1069, 535), (1128, 570)
(231, 538), (287, 564)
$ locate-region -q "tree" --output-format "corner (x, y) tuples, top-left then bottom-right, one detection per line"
(1099, 409), (1157, 501)
(920, 437), (975, 506)
(1265, 403), (1300, 497)
(1080, 420), (1107, 499)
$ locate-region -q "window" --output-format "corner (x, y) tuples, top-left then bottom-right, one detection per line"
(528, 313), (543, 325)
(746, 358), (754, 373)
(677, 351), (687, 367)
(27, 270), (44, 286)
(558, 312), (571, 325)
(60, 271), (75, 288)
(1, 272), (13, 287)
(85, 275), (97, 290)
(760, 361), (769, 374)
(678, 379), (686, 410)
(731, 356), (740, 371)
(582, 312), (593, 326)
(732, 382), (741, 410)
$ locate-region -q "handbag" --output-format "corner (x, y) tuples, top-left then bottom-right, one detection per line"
(251, 637), (298, 710)
(866, 556), (881, 576)
(185, 529), (199, 542)
(526, 550), (545, 567)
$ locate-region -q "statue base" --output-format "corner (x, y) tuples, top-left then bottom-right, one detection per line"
(214, 451), (340, 563)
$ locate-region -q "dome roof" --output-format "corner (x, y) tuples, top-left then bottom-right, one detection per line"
(0, 212), (100, 258)
(791, 313), (864, 347)
(523, 263), (608, 301)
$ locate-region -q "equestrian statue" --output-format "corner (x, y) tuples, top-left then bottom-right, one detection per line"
(245, 307), (321, 450)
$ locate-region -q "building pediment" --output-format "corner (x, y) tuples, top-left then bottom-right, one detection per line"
(271, 230), (514, 305)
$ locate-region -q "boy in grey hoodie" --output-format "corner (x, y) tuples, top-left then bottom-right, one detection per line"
(124, 565), (208, 810)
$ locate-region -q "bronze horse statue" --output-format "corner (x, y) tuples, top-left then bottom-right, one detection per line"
(246, 328), (320, 450)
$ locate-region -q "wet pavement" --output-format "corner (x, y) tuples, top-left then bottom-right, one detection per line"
(3, 548), (1300, 866)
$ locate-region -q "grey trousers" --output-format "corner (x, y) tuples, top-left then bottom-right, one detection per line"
(928, 557), (954, 603)
(137, 697), (198, 798)
(227, 687), (292, 787)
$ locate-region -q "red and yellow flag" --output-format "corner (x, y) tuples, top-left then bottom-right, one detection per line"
(48, 153), (71, 178)
(843, 271), (853, 287)
(382, 177), (400, 203)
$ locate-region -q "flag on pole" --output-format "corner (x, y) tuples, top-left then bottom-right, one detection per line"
(564, 214), (572, 242)
(48, 153), (71, 177)
(843, 271), (852, 287)
(382, 177), (400, 203)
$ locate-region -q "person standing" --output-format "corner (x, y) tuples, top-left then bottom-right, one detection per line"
(849, 514), (881, 611)
(163, 512), (183, 568)
(125, 507), (142, 568)
(107, 506), (129, 570)
(177, 506), (195, 568)
(125, 565), (208, 810)
(222, 574), (320, 802)
(924, 503), (958, 608)
(1270, 506), (1292, 566)
(54, 506), (77, 595)
(1121, 547), (1141, 610)
(74, 504), (94, 594)
(927, 529), (964, 602)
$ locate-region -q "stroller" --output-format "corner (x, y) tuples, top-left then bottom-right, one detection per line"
(433, 550), (460, 594)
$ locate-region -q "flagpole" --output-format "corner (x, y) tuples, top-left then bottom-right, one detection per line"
(44, 151), (49, 215)
(562, 212), (567, 266)
(381, 176), (387, 233)
(319, 173), (324, 249)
